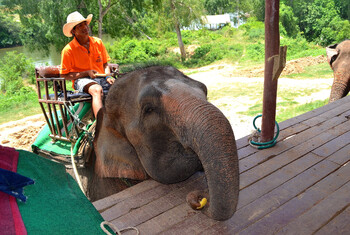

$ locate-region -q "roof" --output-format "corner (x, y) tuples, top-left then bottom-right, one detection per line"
(201, 14), (231, 24)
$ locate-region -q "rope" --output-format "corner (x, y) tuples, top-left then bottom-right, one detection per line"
(70, 143), (84, 192)
(64, 101), (95, 193)
(100, 221), (139, 235)
(248, 114), (280, 149)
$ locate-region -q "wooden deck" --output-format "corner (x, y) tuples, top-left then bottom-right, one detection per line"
(93, 95), (350, 235)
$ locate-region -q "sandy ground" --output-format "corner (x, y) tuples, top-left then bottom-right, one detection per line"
(0, 56), (333, 150)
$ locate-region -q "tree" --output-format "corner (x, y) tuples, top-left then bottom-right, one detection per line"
(2, 0), (92, 52)
(204, 0), (231, 14)
(279, 3), (299, 38)
(0, 11), (22, 48)
(1, 0), (156, 52)
(162, 0), (205, 60)
(334, 0), (350, 20)
(302, 0), (348, 45)
(97, 0), (117, 39)
(0, 51), (34, 94)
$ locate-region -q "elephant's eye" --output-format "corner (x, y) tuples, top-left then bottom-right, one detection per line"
(143, 105), (156, 115)
(145, 107), (154, 113)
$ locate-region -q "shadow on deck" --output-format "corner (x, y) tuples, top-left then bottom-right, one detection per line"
(93, 95), (350, 235)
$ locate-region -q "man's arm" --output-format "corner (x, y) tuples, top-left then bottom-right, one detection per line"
(61, 70), (97, 80)
(104, 62), (111, 75)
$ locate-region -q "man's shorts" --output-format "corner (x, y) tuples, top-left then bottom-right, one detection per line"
(74, 78), (111, 93)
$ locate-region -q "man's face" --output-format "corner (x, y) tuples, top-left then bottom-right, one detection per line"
(72, 21), (89, 37)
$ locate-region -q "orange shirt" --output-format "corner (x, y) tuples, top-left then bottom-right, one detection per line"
(60, 36), (110, 88)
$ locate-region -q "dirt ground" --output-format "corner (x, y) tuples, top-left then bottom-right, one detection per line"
(0, 56), (332, 150)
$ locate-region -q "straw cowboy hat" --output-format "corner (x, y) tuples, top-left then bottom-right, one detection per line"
(63, 11), (93, 37)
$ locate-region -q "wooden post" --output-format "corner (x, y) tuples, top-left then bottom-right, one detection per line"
(261, 0), (280, 142)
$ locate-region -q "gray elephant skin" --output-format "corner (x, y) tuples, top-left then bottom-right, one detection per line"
(93, 66), (239, 221)
(326, 39), (350, 102)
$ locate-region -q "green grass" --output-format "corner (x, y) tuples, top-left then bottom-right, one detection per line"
(276, 99), (329, 122)
(209, 81), (330, 123)
(284, 63), (334, 79)
(0, 91), (42, 124)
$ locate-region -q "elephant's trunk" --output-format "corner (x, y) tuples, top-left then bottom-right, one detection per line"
(329, 68), (350, 103)
(162, 91), (239, 221)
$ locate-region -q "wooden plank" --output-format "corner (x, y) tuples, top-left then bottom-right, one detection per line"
(93, 180), (161, 212)
(312, 131), (350, 157)
(236, 161), (350, 235)
(240, 131), (336, 190)
(239, 114), (348, 174)
(100, 172), (202, 221)
(109, 173), (207, 229)
(162, 154), (340, 235)
(234, 95), (348, 153)
(327, 144), (350, 165)
(314, 205), (350, 235)
(277, 180), (350, 235)
(137, 203), (203, 235)
(238, 122), (309, 162)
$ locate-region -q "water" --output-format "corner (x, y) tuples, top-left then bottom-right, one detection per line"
(0, 34), (116, 67)
(0, 45), (61, 66)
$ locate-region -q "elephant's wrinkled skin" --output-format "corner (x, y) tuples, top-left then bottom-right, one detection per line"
(326, 40), (350, 102)
(93, 66), (239, 220)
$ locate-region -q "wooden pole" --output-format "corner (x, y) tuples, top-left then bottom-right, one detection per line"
(261, 0), (280, 142)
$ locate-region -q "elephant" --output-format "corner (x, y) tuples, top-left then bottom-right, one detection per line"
(93, 65), (239, 221)
(326, 39), (350, 102)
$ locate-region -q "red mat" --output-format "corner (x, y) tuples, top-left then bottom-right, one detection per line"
(0, 145), (27, 235)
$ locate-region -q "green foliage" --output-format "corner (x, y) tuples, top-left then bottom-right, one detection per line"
(280, 36), (325, 60)
(302, 0), (350, 46)
(244, 42), (265, 62)
(0, 13), (22, 48)
(279, 3), (300, 38)
(106, 38), (164, 64)
(204, 0), (231, 14)
(0, 90), (40, 124)
(0, 51), (35, 94)
(239, 17), (265, 41)
(276, 99), (328, 122)
(251, 0), (265, 22)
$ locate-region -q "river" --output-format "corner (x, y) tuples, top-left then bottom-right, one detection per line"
(0, 45), (61, 66)
(0, 35), (116, 66)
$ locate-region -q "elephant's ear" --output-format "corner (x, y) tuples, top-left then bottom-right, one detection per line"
(326, 43), (339, 67)
(93, 108), (148, 180)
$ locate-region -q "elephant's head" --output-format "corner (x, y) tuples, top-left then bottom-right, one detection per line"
(94, 66), (239, 220)
(326, 39), (350, 102)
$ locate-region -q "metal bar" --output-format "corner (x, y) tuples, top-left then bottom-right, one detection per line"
(52, 104), (62, 137)
(261, 0), (280, 142)
(59, 104), (70, 139)
(49, 134), (74, 143)
(39, 103), (53, 133)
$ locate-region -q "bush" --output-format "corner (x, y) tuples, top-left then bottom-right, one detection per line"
(106, 38), (164, 64)
(279, 3), (300, 38)
(0, 51), (35, 94)
(280, 37), (324, 60)
(244, 42), (265, 62)
(240, 17), (265, 40)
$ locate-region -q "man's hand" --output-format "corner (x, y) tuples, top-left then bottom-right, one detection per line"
(87, 70), (97, 78)
(106, 76), (115, 85)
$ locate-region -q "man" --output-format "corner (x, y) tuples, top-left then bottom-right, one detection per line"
(60, 11), (115, 118)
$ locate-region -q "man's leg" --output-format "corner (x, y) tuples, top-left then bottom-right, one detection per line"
(87, 84), (103, 118)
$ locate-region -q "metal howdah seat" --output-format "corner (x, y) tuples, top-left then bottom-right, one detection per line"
(35, 64), (118, 144)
